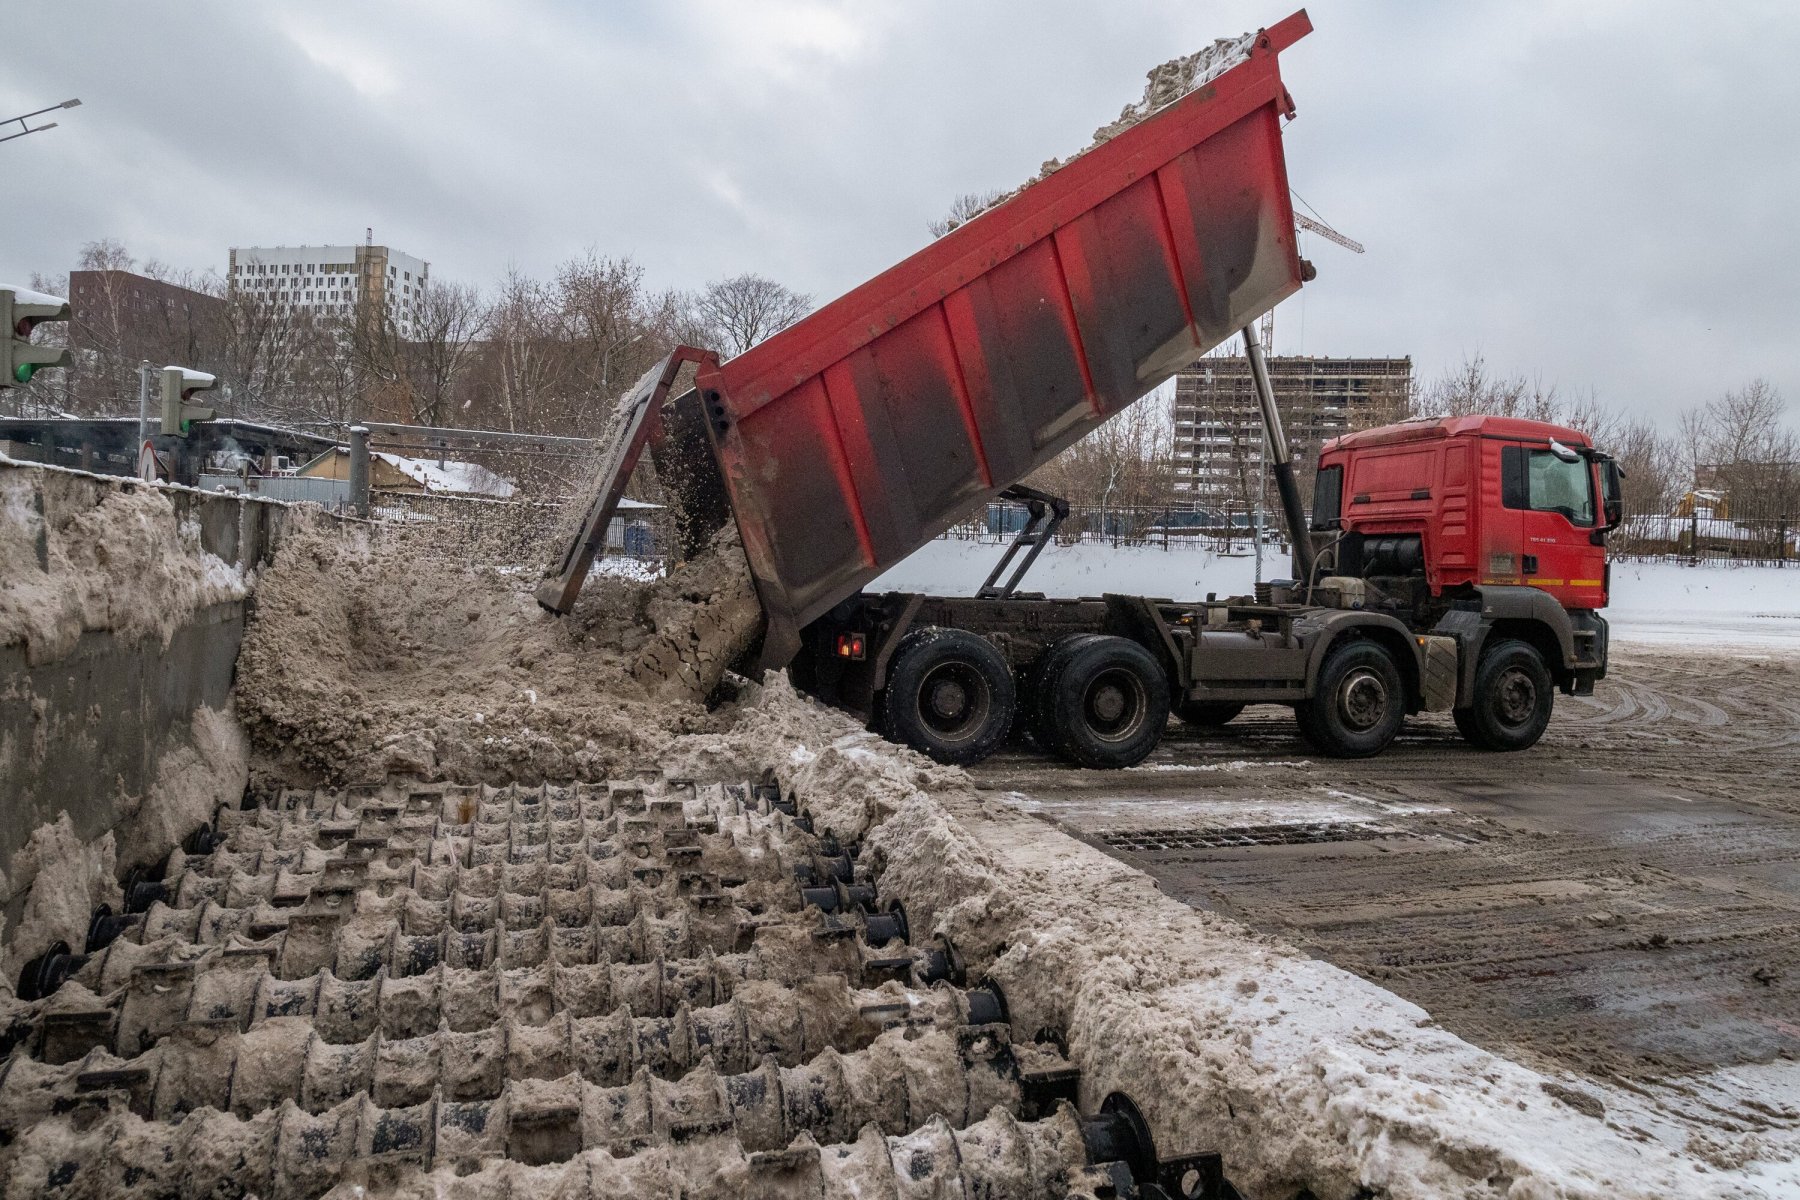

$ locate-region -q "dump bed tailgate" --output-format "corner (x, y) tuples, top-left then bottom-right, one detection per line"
(699, 12), (1314, 666)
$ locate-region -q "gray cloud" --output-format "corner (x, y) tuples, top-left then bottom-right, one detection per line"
(6, 0), (1796, 427)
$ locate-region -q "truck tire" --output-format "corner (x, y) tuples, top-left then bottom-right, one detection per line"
(883, 627), (1015, 765)
(1021, 634), (1103, 753)
(1454, 639), (1553, 751)
(1295, 639), (1405, 758)
(1042, 635), (1170, 769)
(1177, 701), (1244, 727)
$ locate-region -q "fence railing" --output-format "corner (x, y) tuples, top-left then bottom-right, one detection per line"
(947, 501), (1288, 555)
(957, 500), (1800, 566)
(346, 490), (1795, 572)
(1610, 513), (1796, 567)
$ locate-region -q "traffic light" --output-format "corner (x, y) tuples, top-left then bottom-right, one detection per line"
(1, 283), (71, 388)
(159, 366), (217, 436)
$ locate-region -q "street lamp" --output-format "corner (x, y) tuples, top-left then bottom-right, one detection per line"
(1, 99), (81, 146)
(600, 331), (644, 393)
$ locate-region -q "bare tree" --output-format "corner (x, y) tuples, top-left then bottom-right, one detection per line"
(555, 251), (661, 415)
(477, 267), (574, 435)
(928, 189), (1009, 238)
(1413, 354), (1562, 423)
(401, 281), (488, 427)
(211, 289), (314, 422)
(1678, 379), (1800, 518)
(1027, 397), (1178, 538)
(686, 274), (811, 358)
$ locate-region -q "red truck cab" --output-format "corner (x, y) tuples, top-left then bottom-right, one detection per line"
(1314, 416), (1620, 614)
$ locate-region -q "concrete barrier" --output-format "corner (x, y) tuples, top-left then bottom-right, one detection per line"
(0, 458), (294, 964)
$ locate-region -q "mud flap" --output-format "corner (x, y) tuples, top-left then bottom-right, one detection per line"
(1419, 635), (1459, 711)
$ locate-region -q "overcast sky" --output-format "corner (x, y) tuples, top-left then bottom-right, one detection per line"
(6, 0), (1797, 429)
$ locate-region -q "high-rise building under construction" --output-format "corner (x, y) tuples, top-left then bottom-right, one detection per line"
(1172, 353), (1413, 508)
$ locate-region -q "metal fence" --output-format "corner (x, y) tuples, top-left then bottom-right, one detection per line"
(946, 501), (1289, 555)
(952, 499), (1800, 567)
(1610, 513), (1796, 567)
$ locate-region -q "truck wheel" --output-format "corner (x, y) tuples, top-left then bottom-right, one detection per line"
(1043, 636), (1170, 769)
(883, 628), (1015, 765)
(1177, 701), (1244, 727)
(1022, 634), (1103, 753)
(1454, 639), (1553, 751)
(1295, 639), (1404, 758)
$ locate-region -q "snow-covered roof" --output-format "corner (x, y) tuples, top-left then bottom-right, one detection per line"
(373, 452), (515, 498)
(4, 284), (68, 307)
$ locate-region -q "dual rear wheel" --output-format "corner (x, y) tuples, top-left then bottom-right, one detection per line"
(882, 628), (1015, 766)
(1027, 634), (1170, 769)
(883, 627), (1169, 768)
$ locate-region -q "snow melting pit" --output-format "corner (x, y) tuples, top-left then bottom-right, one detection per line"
(1099, 819), (1482, 852)
(0, 774), (1242, 1199)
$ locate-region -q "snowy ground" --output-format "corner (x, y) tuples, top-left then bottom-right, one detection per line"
(868, 538), (1800, 650)
(1607, 560), (1800, 649)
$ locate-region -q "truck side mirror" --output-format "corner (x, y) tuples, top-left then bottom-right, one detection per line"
(1601, 459), (1624, 530)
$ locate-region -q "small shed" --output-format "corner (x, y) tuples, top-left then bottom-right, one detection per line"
(1674, 489), (1729, 520)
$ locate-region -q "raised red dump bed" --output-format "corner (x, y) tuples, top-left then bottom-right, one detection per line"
(542, 11), (1315, 668)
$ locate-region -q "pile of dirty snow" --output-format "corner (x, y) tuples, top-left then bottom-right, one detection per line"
(233, 522), (753, 788)
(693, 681), (1791, 1199)
(0, 462), (248, 666)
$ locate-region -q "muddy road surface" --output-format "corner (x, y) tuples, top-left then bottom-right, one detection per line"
(974, 643), (1800, 1110)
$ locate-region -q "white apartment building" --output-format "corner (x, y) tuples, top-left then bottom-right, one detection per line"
(226, 243), (431, 338)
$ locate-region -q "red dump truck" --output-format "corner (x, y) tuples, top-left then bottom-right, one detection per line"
(542, 10), (1620, 767)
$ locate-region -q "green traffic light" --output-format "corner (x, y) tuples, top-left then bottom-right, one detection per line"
(12, 363), (31, 385)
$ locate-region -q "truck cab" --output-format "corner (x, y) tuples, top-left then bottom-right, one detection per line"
(1314, 415), (1617, 616)
(1308, 414), (1618, 711)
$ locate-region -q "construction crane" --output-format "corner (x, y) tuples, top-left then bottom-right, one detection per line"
(1257, 207), (1364, 354)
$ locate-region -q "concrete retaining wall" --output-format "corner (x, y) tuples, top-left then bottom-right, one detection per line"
(0, 460), (293, 951)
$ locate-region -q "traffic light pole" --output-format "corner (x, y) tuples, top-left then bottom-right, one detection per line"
(137, 360), (152, 446)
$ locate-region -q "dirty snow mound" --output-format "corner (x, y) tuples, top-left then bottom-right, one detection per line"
(0, 464), (247, 666)
(234, 524), (717, 787)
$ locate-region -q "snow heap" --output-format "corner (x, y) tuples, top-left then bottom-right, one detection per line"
(0, 459), (250, 667)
